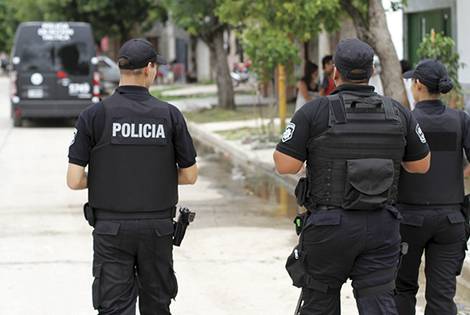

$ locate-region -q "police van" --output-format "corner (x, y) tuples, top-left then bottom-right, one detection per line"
(10, 22), (100, 126)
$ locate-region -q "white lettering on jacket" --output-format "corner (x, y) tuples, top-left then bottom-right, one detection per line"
(113, 122), (166, 139)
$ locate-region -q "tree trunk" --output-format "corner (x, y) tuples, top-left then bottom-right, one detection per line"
(212, 27), (236, 110)
(339, 0), (410, 109)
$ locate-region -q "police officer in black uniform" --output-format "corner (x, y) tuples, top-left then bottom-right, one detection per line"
(395, 59), (470, 315)
(67, 38), (198, 315)
(274, 38), (431, 315)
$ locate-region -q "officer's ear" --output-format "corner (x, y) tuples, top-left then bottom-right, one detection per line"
(333, 67), (340, 80)
(143, 62), (151, 77)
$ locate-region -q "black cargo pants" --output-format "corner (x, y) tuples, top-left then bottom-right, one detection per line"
(92, 219), (177, 315)
(300, 206), (402, 315)
(395, 208), (466, 315)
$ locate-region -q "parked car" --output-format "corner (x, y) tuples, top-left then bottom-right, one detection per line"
(98, 55), (120, 91)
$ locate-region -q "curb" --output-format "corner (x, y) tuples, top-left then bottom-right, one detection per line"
(187, 121), (299, 191)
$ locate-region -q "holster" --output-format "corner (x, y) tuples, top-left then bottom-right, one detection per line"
(83, 202), (96, 227)
(294, 177), (310, 208)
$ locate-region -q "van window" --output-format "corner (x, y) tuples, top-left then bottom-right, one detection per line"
(17, 39), (54, 71)
(57, 42), (90, 75)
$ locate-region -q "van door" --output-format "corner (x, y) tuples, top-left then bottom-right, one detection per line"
(55, 40), (93, 100)
(14, 33), (57, 101)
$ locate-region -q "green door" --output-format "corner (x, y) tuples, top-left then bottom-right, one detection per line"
(407, 8), (451, 67)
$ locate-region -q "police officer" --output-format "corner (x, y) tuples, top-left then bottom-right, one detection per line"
(395, 59), (470, 315)
(274, 38), (431, 315)
(67, 38), (198, 315)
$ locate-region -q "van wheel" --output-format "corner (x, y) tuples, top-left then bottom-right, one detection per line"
(13, 115), (22, 127)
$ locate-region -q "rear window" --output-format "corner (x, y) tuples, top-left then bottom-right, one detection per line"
(14, 23), (92, 75)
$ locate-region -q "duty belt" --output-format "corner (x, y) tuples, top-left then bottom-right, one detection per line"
(396, 203), (461, 211)
(94, 207), (176, 220)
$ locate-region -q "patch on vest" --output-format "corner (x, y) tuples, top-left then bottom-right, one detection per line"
(415, 124), (426, 144)
(111, 117), (168, 146)
(69, 128), (77, 146)
(282, 122), (296, 142)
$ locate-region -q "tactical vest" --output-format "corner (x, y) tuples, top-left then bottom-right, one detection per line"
(306, 94), (406, 210)
(88, 91), (178, 214)
(398, 105), (464, 205)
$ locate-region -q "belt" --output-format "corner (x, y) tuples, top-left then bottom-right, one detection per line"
(396, 203), (461, 211)
(94, 207), (176, 220)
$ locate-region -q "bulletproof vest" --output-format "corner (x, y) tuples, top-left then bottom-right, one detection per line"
(88, 91), (178, 212)
(398, 106), (464, 205)
(306, 94), (406, 210)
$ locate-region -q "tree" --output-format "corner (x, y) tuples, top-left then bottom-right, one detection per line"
(339, 0), (409, 107)
(218, 0), (410, 108)
(417, 30), (466, 109)
(158, 0), (235, 110)
(218, 0), (341, 87)
(9, 0), (154, 44)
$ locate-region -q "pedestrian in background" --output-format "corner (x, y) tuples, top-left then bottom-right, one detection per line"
(295, 61), (319, 111)
(318, 55), (335, 97)
(395, 58), (470, 315)
(401, 59), (415, 110)
(274, 38), (430, 314)
(67, 38), (198, 315)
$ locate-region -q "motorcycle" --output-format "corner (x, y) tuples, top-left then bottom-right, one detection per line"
(230, 60), (253, 86)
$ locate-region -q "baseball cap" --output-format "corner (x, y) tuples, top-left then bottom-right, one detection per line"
(333, 38), (375, 80)
(403, 58), (453, 93)
(118, 38), (168, 70)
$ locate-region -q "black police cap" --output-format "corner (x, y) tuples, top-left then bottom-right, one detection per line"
(333, 38), (375, 80)
(118, 38), (168, 70)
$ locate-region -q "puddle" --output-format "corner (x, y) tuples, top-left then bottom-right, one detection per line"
(194, 139), (300, 219)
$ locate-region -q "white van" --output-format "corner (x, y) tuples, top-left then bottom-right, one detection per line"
(10, 22), (100, 126)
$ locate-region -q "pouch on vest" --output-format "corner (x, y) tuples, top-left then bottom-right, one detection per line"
(343, 158), (394, 210)
(83, 202), (96, 227)
(295, 177), (309, 208)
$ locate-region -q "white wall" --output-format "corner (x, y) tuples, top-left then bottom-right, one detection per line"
(383, 0), (404, 60)
(196, 39), (211, 83)
(457, 0), (470, 88)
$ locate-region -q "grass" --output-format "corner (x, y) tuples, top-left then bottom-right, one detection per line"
(182, 103), (296, 124)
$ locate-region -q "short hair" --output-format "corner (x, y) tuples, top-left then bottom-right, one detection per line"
(322, 55), (333, 69)
(338, 70), (369, 84)
(118, 57), (156, 75)
(400, 60), (412, 74)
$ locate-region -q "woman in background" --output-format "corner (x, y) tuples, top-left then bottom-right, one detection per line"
(295, 61), (319, 111)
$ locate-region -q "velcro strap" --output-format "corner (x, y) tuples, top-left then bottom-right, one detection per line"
(382, 97), (396, 120)
(352, 264), (397, 281)
(353, 280), (396, 298)
(328, 95), (347, 124)
(305, 274), (329, 293)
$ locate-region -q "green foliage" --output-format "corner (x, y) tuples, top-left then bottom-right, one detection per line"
(159, 0), (219, 35)
(217, 0), (342, 85)
(416, 32), (466, 107)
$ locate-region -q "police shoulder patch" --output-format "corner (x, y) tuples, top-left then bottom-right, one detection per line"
(282, 122), (296, 143)
(415, 124), (426, 144)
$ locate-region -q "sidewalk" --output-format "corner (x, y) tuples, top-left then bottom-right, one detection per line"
(163, 83), (470, 313)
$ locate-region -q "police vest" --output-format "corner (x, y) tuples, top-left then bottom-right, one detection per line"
(88, 91), (178, 214)
(306, 94), (406, 210)
(398, 105), (464, 205)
